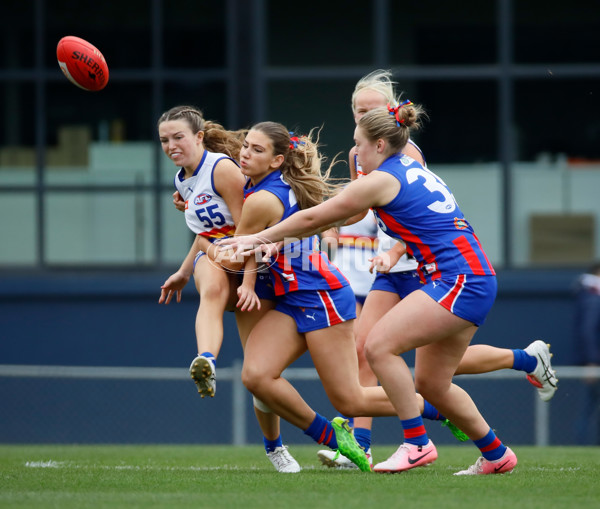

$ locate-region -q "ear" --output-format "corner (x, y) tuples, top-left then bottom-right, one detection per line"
(270, 153), (285, 170)
(376, 138), (386, 153)
(196, 131), (205, 144)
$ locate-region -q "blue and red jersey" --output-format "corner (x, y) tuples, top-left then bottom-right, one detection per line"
(244, 170), (349, 296)
(372, 154), (495, 283)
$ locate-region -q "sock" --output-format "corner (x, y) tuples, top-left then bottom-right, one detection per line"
(474, 428), (507, 461)
(199, 351), (216, 367)
(422, 400), (446, 421)
(354, 427), (371, 451)
(304, 413), (337, 449)
(512, 349), (536, 373)
(263, 435), (283, 453)
(401, 415), (429, 447)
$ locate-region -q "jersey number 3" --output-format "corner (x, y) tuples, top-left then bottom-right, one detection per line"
(406, 167), (457, 213)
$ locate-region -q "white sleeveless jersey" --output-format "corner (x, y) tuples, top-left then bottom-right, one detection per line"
(174, 151), (236, 241)
(355, 139), (423, 273)
(334, 209), (378, 297)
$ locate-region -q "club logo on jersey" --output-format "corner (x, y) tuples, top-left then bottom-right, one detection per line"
(454, 217), (469, 230)
(281, 273), (296, 282)
(194, 193), (212, 206)
(400, 154), (413, 166)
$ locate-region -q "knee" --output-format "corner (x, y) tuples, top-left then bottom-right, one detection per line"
(241, 365), (262, 394)
(364, 335), (386, 368)
(414, 376), (445, 405)
(199, 281), (229, 302)
(331, 395), (358, 418)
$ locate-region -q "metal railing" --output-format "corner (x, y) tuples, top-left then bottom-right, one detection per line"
(1, 363), (598, 446)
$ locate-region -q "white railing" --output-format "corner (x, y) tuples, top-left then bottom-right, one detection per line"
(1, 364), (598, 446)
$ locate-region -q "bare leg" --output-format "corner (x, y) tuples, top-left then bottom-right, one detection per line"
(456, 345), (514, 375)
(366, 290), (491, 440)
(235, 300), (281, 441)
(353, 290), (401, 431)
(241, 310), (317, 429)
(193, 258), (231, 356)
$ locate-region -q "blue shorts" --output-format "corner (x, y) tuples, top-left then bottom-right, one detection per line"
(355, 294), (367, 306)
(370, 270), (423, 299)
(419, 274), (497, 326)
(254, 272), (276, 301)
(275, 286), (357, 333)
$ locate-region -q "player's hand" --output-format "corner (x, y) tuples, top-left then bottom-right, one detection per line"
(369, 254), (392, 273)
(217, 235), (262, 259)
(173, 191), (185, 212)
(236, 284), (261, 312)
(158, 271), (189, 304)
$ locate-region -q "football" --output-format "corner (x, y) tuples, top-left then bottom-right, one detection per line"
(56, 36), (109, 92)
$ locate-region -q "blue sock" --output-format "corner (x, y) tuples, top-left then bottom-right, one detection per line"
(401, 416), (429, 447)
(422, 400), (446, 421)
(200, 351), (216, 367)
(474, 428), (507, 461)
(354, 427), (371, 451)
(263, 435), (283, 453)
(512, 349), (536, 373)
(304, 413), (337, 449)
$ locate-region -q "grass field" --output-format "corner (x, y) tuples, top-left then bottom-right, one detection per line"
(1, 444), (599, 508)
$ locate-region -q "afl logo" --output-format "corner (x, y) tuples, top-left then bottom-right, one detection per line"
(194, 193), (212, 206)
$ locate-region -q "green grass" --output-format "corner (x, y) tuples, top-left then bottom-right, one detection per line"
(1, 445), (599, 508)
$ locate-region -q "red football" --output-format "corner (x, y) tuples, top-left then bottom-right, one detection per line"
(56, 36), (109, 92)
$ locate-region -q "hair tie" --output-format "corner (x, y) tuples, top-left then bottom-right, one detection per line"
(387, 100), (413, 126)
(288, 131), (306, 150)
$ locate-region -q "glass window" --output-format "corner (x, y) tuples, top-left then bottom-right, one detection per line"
(0, 82), (37, 186)
(46, 0), (152, 69)
(45, 82), (154, 184)
(45, 191), (156, 265)
(414, 80), (497, 164)
(514, 79), (600, 161)
(1, 2), (35, 68)
(0, 192), (38, 265)
(389, 1), (496, 65)
(267, 79), (358, 179)
(267, 1), (372, 66)
(163, 1), (226, 69)
(514, 2), (600, 64)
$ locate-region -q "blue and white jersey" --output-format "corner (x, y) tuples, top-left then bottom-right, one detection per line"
(372, 154), (495, 283)
(174, 150), (236, 241)
(244, 170), (349, 296)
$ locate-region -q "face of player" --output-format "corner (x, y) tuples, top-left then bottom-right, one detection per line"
(353, 125), (383, 174)
(158, 119), (204, 172)
(353, 89), (388, 124)
(240, 129), (284, 183)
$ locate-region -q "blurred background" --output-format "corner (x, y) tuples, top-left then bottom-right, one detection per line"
(1, 0), (599, 447)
